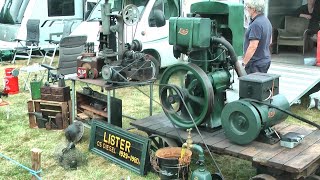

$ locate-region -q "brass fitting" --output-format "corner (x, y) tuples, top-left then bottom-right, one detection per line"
(182, 128), (193, 149)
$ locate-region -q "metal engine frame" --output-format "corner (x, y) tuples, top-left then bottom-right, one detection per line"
(78, 0), (160, 83)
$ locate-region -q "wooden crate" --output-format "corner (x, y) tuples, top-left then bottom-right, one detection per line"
(27, 99), (72, 129)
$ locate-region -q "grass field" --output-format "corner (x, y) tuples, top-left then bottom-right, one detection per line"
(0, 58), (319, 180)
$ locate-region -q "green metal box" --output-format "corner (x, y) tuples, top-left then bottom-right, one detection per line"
(239, 72), (280, 101)
(169, 17), (211, 48)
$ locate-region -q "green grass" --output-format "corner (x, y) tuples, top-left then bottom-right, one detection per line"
(0, 58), (319, 180)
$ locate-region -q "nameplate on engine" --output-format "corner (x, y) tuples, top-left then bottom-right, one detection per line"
(89, 120), (150, 175)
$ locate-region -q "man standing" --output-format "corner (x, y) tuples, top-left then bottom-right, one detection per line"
(242, 0), (272, 74)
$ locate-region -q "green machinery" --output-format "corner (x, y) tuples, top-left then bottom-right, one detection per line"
(159, 1), (290, 145)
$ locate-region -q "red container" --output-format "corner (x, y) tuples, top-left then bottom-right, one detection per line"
(77, 67), (88, 79)
(3, 68), (19, 94)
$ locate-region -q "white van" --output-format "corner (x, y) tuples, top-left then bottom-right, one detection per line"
(0, 0), (97, 48)
(71, 0), (181, 68)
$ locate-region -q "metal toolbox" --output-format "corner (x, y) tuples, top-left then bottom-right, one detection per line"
(239, 72), (280, 101)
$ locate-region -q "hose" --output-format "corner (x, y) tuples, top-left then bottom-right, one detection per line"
(211, 37), (247, 77)
(245, 98), (320, 129)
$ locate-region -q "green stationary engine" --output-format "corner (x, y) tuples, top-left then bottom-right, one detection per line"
(160, 1), (246, 129)
(159, 1), (290, 145)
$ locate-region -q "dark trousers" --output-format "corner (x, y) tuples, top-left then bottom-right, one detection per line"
(245, 61), (271, 74)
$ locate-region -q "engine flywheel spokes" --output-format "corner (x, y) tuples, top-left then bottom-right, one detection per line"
(159, 63), (214, 128)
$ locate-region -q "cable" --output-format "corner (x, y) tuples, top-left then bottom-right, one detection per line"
(245, 98), (320, 129)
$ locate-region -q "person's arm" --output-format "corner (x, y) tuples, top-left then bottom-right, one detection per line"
(300, 14), (312, 19)
(242, 40), (259, 66)
(296, 5), (312, 19)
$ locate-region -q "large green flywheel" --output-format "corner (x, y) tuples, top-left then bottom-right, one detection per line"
(159, 63), (214, 128)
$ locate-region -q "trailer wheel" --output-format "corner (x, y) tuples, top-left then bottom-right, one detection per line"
(149, 134), (178, 153)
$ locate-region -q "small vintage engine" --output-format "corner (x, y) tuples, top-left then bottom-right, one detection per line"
(160, 1), (246, 129)
(160, 1), (290, 145)
(77, 0), (159, 83)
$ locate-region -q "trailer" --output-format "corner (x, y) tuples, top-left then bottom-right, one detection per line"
(130, 58), (320, 179)
(131, 114), (320, 179)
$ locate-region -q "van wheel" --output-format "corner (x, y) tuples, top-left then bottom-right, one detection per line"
(145, 54), (160, 79)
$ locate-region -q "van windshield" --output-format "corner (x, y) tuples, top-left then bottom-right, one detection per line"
(0, 0), (30, 24)
(87, 0), (147, 21)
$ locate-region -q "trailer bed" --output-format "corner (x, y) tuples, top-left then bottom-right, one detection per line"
(130, 113), (320, 179)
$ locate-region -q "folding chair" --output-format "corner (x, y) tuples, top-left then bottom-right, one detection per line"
(41, 35), (87, 83)
(12, 19), (44, 65)
(42, 21), (76, 66)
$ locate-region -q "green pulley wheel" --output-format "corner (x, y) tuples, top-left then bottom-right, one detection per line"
(221, 100), (262, 145)
(159, 63), (214, 128)
(160, 84), (184, 114)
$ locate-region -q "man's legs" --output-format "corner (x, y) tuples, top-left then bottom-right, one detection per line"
(245, 61), (271, 74)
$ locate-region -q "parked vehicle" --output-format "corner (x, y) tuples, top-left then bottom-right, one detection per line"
(0, 0), (97, 48)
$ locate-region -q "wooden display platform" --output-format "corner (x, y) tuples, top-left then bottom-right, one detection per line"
(130, 113), (320, 179)
(27, 99), (72, 129)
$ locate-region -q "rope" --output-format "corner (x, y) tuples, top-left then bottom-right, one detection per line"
(0, 152), (42, 180)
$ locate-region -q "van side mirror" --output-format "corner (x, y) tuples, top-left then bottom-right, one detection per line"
(149, 9), (166, 27)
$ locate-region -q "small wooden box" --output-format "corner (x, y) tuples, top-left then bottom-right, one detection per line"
(41, 86), (71, 102)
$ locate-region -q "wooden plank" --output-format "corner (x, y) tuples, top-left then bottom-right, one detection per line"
(284, 140), (320, 173)
(27, 101), (37, 128)
(147, 119), (172, 132)
(32, 99), (64, 105)
(68, 100), (72, 124)
(268, 130), (320, 171)
(225, 143), (253, 160)
(154, 126), (176, 137)
(39, 109), (61, 113)
(273, 122), (291, 132)
(34, 101), (41, 112)
(131, 113), (166, 127)
(77, 113), (90, 120)
(253, 125), (314, 166)
(192, 127), (222, 142)
(79, 104), (108, 118)
(214, 139), (234, 151)
(277, 124), (315, 136)
(202, 131), (227, 147)
(61, 102), (68, 129)
(165, 127), (182, 140)
(240, 141), (272, 159)
(252, 125), (301, 165)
